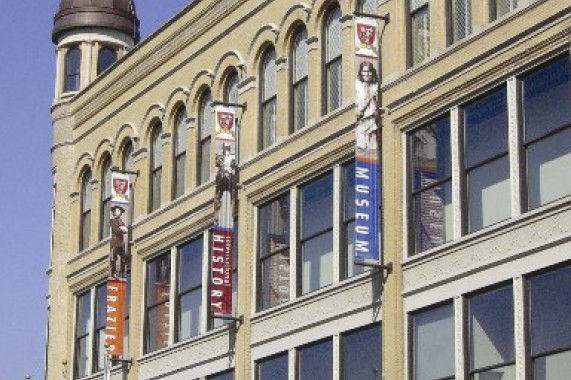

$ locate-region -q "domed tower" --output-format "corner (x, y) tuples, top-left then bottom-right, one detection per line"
(52, 0), (140, 99)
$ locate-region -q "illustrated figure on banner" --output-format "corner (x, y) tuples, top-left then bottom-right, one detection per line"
(110, 205), (128, 278)
(214, 142), (237, 222)
(355, 60), (379, 152)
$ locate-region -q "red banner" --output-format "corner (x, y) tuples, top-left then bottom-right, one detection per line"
(105, 278), (126, 356)
(211, 228), (234, 315)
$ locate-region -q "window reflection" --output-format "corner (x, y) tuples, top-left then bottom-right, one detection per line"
(258, 352), (288, 380)
(145, 253), (171, 353)
(177, 237), (203, 340)
(299, 339), (333, 380)
(343, 324), (381, 380)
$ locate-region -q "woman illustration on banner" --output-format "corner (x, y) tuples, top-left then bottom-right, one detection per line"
(355, 60), (379, 152)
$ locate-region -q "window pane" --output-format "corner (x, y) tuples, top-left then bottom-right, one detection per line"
(469, 286), (514, 372)
(529, 266), (571, 356)
(97, 46), (117, 75)
(225, 72), (240, 103)
(82, 173), (92, 211)
(176, 109), (187, 155)
(411, 5), (430, 65)
(200, 138), (211, 184)
(326, 58), (342, 112)
(451, 0), (471, 42)
(122, 142), (134, 172)
(259, 195), (290, 258)
(413, 181), (453, 252)
(262, 98), (277, 149)
(258, 353), (288, 380)
(326, 7), (342, 61)
(293, 29), (308, 82)
(411, 116), (452, 191)
(262, 49), (277, 101)
(81, 210), (91, 251)
(179, 237), (203, 292)
(527, 128), (571, 209)
(94, 284), (106, 330)
(343, 325), (381, 380)
(302, 231), (333, 294)
(65, 47), (81, 92)
(413, 303), (455, 380)
(464, 88), (508, 167)
(179, 289), (202, 340)
(294, 79), (308, 131)
(360, 0), (378, 13)
(199, 91), (213, 184)
(146, 303), (170, 352)
(299, 340), (333, 380)
(534, 350), (571, 380)
(75, 336), (89, 378)
(94, 328), (106, 372)
(146, 254), (171, 306)
(473, 365), (516, 380)
(207, 370), (234, 380)
(523, 56), (570, 142)
(468, 156), (510, 232)
(152, 127), (163, 168)
(301, 173), (333, 239)
(76, 291), (91, 337)
(261, 251), (290, 309)
(344, 162), (356, 220)
(151, 168), (162, 211)
(175, 153), (186, 198)
(494, 0), (517, 19)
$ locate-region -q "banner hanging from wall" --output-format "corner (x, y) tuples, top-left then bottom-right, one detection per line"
(354, 17), (381, 263)
(105, 172), (130, 357)
(211, 106), (237, 316)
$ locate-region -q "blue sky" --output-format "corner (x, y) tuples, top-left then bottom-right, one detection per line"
(0, 1), (192, 378)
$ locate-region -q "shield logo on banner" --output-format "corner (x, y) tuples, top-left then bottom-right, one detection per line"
(113, 178), (128, 196)
(357, 24), (376, 46)
(218, 112), (234, 133)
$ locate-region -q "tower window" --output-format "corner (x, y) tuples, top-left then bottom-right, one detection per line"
(97, 46), (117, 75)
(64, 46), (81, 92)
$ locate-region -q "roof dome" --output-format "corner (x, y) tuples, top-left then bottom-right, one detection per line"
(52, 0), (140, 44)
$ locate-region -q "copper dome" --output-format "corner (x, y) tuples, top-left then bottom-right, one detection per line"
(52, 0), (140, 44)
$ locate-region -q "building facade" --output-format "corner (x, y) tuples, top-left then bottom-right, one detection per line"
(46, 0), (571, 379)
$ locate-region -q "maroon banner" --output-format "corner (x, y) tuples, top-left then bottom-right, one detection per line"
(211, 227), (234, 315)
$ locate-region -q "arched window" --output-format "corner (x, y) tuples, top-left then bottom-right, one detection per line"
(97, 46), (117, 75)
(64, 46), (81, 92)
(359, 0), (378, 13)
(260, 47), (277, 150)
(100, 157), (112, 240)
(173, 108), (187, 198)
(122, 141), (134, 172)
(324, 5), (342, 113)
(224, 71), (239, 103)
(292, 27), (309, 131)
(80, 169), (92, 251)
(150, 125), (163, 212)
(198, 90), (213, 185)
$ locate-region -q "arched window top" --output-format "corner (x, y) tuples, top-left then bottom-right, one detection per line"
(81, 170), (92, 211)
(292, 28), (309, 83)
(359, 0), (378, 13)
(325, 5), (342, 62)
(224, 71), (240, 104)
(151, 124), (163, 169)
(199, 90), (213, 139)
(101, 158), (112, 198)
(64, 46), (81, 92)
(122, 141), (134, 172)
(261, 48), (277, 101)
(97, 46), (117, 75)
(175, 108), (187, 155)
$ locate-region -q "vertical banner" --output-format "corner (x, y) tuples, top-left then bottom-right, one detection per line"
(354, 17), (381, 263)
(211, 107), (237, 316)
(105, 172), (130, 357)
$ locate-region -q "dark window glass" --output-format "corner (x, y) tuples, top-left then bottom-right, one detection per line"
(177, 236), (203, 341)
(410, 0), (430, 66)
(174, 108), (187, 198)
(299, 339), (333, 380)
(259, 195), (290, 310)
(343, 324), (381, 380)
(207, 370), (234, 380)
(74, 291), (91, 378)
(292, 28), (309, 131)
(145, 253), (171, 353)
(80, 170), (92, 251)
(464, 87), (510, 232)
(199, 90), (213, 184)
(150, 125), (163, 211)
(122, 141), (134, 172)
(257, 352), (288, 380)
(300, 173), (334, 294)
(65, 46), (81, 92)
(468, 285), (515, 379)
(412, 303), (455, 380)
(93, 284), (107, 372)
(97, 46), (117, 75)
(261, 48), (277, 149)
(529, 265), (571, 379)
(522, 56), (571, 210)
(410, 116), (453, 253)
(325, 6), (342, 113)
(100, 158), (112, 240)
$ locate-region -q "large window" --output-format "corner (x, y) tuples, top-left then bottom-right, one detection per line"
(464, 87), (510, 233)
(412, 303), (455, 380)
(198, 90), (213, 184)
(410, 0), (430, 66)
(449, 0), (471, 44)
(80, 170), (92, 251)
(173, 108), (187, 198)
(150, 124), (163, 212)
(177, 236), (203, 341)
(144, 253), (171, 353)
(259, 194), (290, 310)
(342, 324), (382, 380)
(261, 48), (277, 150)
(292, 27), (309, 131)
(74, 291), (91, 379)
(409, 116), (453, 253)
(522, 56), (571, 210)
(92, 284), (107, 373)
(299, 339), (333, 380)
(257, 352), (288, 380)
(97, 46), (116, 75)
(99, 157), (112, 240)
(468, 285), (515, 379)
(324, 5), (342, 113)
(300, 172), (334, 294)
(529, 265), (571, 379)
(65, 46), (81, 92)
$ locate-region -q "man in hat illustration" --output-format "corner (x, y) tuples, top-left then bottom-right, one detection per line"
(110, 205), (129, 278)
